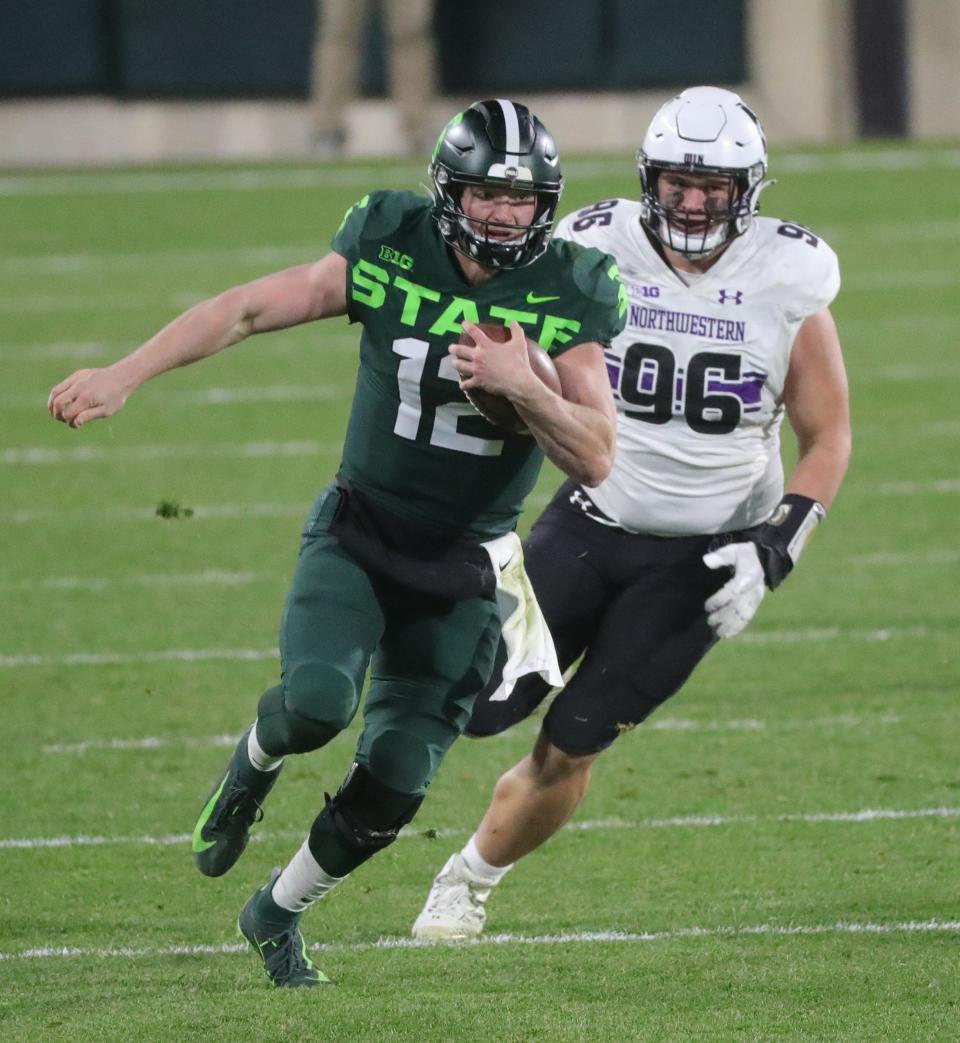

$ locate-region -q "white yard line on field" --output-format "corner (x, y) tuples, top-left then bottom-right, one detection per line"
(4, 553), (953, 594)
(4, 570), (263, 593)
(3, 805), (957, 852)
(735, 626), (932, 645)
(0, 292), (194, 314)
(2, 549), (945, 594)
(38, 709), (912, 755)
(0, 165), (419, 198)
(0, 625), (941, 670)
(1, 440), (337, 464)
(847, 549), (960, 566)
(878, 478), (960, 495)
(1, 918), (958, 965)
(4, 341), (110, 360)
(2, 269), (955, 312)
(858, 364), (960, 383)
(1, 502), (308, 525)
(843, 269), (960, 290)
(6, 218), (960, 277)
(2, 334), (357, 361)
(0, 647), (278, 669)
(0, 384), (349, 410)
(0, 245), (322, 276)
(1, 145), (958, 200)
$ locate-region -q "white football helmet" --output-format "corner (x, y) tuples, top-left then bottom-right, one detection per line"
(638, 86), (772, 259)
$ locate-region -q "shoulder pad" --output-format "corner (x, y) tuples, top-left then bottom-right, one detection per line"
(752, 217), (841, 319)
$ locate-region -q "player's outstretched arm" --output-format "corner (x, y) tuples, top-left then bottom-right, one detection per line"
(704, 308), (851, 638)
(48, 252), (349, 429)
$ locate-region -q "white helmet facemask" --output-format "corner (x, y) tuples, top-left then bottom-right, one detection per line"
(637, 86), (774, 259)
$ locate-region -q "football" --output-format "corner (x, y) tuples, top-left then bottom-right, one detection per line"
(459, 323), (561, 433)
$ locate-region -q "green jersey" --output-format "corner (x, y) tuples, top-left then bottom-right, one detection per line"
(331, 190), (626, 540)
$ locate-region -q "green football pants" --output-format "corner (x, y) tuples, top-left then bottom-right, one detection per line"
(256, 485), (501, 795)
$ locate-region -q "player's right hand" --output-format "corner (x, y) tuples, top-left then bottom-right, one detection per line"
(702, 541), (767, 639)
(48, 368), (128, 428)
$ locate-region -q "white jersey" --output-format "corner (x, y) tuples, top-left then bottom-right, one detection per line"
(555, 201), (840, 536)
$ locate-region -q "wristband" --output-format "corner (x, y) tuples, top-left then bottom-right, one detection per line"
(750, 493), (826, 590)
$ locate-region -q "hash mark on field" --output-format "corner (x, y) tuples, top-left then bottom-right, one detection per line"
(3, 806), (957, 850)
(2, 918), (958, 965)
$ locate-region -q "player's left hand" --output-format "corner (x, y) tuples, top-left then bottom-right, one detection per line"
(451, 320), (534, 397)
(48, 367), (129, 428)
(702, 542), (766, 639)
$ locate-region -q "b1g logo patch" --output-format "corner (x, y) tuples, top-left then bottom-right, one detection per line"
(378, 245), (414, 271)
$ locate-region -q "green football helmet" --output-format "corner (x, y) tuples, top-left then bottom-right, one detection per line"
(429, 99), (564, 270)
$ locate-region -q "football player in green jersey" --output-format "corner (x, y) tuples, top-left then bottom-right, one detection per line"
(48, 99), (626, 988)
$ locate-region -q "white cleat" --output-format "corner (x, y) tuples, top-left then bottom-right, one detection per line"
(412, 853), (495, 941)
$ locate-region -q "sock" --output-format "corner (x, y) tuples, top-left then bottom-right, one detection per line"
(271, 838), (346, 914)
(247, 722), (283, 773)
(461, 833), (513, 882)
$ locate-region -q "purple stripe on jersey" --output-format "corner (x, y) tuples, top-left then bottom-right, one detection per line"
(639, 363), (658, 394)
(706, 372), (767, 406)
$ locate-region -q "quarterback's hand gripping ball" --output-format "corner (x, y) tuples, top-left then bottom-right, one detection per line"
(457, 323), (561, 433)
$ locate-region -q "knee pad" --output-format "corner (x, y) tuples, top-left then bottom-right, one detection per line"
(284, 661), (360, 732)
(311, 763), (424, 859)
(255, 684), (340, 755)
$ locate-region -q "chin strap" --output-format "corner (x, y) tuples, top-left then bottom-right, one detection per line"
(749, 494), (827, 590)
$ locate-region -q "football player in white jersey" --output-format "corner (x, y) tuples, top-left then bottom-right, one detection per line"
(412, 86), (851, 940)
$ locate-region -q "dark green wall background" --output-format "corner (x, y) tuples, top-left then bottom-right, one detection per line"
(0, 0), (745, 97)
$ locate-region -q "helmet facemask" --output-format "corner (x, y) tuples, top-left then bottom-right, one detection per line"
(640, 160), (767, 259)
(637, 86), (773, 261)
(429, 100), (564, 270)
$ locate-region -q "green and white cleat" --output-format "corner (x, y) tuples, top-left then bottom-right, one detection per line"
(192, 727), (283, 877)
(411, 852), (493, 941)
(238, 872), (331, 988)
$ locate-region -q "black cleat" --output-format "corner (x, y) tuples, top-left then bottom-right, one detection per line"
(238, 872), (331, 988)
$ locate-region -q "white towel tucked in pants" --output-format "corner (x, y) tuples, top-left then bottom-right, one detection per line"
(481, 532), (563, 701)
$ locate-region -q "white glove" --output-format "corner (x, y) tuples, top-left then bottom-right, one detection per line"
(703, 542), (767, 639)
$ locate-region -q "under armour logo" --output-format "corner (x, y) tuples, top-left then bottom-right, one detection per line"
(569, 490), (592, 512)
(719, 289), (744, 305)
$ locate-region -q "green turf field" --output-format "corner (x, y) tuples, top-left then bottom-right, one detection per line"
(2, 142), (958, 1041)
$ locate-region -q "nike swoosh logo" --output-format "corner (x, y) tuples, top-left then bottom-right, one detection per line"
(192, 774), (228, 852)
(526, 292), (561, 304)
